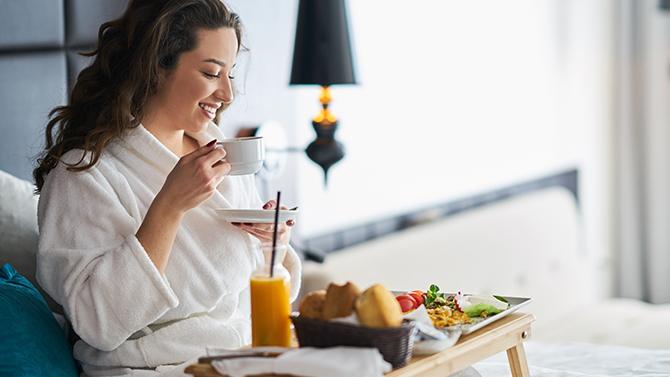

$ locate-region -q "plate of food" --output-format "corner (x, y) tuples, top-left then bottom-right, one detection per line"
(394, 285), (531, 335)
(214, 208), (299, 224)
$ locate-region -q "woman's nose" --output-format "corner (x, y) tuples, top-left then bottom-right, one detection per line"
(216, 78), (234, 104)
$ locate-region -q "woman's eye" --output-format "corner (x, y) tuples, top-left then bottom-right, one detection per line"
(202, 72), (221, 79)
(228, 74), (235, 80)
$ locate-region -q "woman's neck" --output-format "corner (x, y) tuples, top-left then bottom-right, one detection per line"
(141, 103), (190, 156)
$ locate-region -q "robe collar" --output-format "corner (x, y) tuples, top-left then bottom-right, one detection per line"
(118, 122), (234, 209)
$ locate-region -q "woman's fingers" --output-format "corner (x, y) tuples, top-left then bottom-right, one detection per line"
(240, 224), (285, 237)
(262, 202), (290, 211)
(211, 159), (231, 178)
(262, 200), (293, 225)
(181, 139), (218, 163)
(232, 220), (295, 230)
(199, 145), (227, 167)
(245, 222), (293, 232)
(233, 223), (289, 241)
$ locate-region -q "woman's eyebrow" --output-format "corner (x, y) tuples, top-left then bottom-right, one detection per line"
(202, 58), (226, 67)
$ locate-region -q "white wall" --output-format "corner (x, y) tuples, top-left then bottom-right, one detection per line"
(219, 0), (300, 206)
(223, 0), (615, 297)
(295, 1), (566, 235)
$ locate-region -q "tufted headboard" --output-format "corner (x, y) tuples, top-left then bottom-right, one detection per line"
(0, 0), (128, 182)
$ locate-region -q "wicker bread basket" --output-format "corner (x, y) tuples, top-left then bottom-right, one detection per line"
(290, 315), (416, 369)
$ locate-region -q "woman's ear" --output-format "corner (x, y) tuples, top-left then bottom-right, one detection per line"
(159, 54), (176, 69)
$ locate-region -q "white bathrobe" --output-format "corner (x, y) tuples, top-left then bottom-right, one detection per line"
(36, 122), (301, 376)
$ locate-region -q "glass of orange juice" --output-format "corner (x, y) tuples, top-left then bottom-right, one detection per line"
(251, 244), (291, 347)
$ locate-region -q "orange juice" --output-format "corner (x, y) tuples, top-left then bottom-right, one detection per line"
(250, 275), (291, 347)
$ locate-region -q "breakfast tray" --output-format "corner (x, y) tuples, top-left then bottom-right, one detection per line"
(185, 313), (535, 377)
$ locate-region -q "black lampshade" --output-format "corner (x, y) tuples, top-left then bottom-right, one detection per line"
(290, 0), (357, 86)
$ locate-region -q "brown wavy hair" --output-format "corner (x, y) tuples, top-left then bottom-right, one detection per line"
(33, 0), (243, 192)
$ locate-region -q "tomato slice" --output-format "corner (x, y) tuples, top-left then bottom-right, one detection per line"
(396, 294), (418, 312)
(408, 291), (424, 306)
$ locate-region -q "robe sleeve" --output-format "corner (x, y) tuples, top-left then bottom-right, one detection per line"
(36, 157), (179, 352)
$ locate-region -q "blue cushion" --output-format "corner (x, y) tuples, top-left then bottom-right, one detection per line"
(0, 263), (78, 377)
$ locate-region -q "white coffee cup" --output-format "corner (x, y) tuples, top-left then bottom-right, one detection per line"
(217, 137), (265, 175)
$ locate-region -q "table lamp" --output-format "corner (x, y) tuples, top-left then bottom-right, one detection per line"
(290, 0), (357, 185)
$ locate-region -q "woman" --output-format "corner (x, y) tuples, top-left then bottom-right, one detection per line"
(33, 1), (301, 375)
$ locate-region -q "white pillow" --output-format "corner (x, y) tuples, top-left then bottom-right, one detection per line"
(0, 169), (62, 313)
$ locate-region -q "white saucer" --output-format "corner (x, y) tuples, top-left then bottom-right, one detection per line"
(215, 208), (298, 223)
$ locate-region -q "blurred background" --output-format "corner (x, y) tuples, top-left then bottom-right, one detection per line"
(1, 0), (670, 323)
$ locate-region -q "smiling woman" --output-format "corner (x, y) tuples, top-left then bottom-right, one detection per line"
(33, 0), (242, 184)
(31, 1), (301, 376)
(141, 27), (239, 154)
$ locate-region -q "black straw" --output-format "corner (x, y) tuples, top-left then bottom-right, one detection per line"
(269, 191), (281, 278)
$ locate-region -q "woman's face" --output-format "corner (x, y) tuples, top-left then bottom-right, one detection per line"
(152, 27), (238, 134)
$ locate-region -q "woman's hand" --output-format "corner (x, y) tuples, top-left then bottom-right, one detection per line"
(232, 199), (295, 245)
(138, 139), (229, 273)
(156, 139), (230, 214)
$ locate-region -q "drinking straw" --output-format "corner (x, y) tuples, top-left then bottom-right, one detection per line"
(270, 191), (281, 278)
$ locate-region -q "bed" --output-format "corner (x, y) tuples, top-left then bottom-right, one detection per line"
(3, 166), (669, 376)
(476, 341), (670, 376)
(299, 169), (670, 376)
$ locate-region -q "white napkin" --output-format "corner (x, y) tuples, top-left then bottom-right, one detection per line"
(212, 347), (392, 377)
(404, 305), (462, 355)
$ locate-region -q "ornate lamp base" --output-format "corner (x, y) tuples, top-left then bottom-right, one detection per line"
(306, 120), (345, 185)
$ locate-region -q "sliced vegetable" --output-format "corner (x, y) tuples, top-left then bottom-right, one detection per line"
(466, 295), (509, 311)
(424, 284), (446, 309)
(408, 291), (424, 306)
(493, 295), (508, 304)
(396, 294), (418, 312)
(463, 303), (503, 318)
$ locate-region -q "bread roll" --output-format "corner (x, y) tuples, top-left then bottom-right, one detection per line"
(299, 290), (326, 319)
(355, 284), (403, 328)
(322, 281), (361, 320)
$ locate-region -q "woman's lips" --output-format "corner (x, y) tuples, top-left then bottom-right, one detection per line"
(198, 103), (216, 119)
(199, 106), (215, 120)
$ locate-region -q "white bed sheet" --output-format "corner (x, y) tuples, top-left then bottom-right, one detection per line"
(472, 341), (670, 377)
(533, 299), (670, 349)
